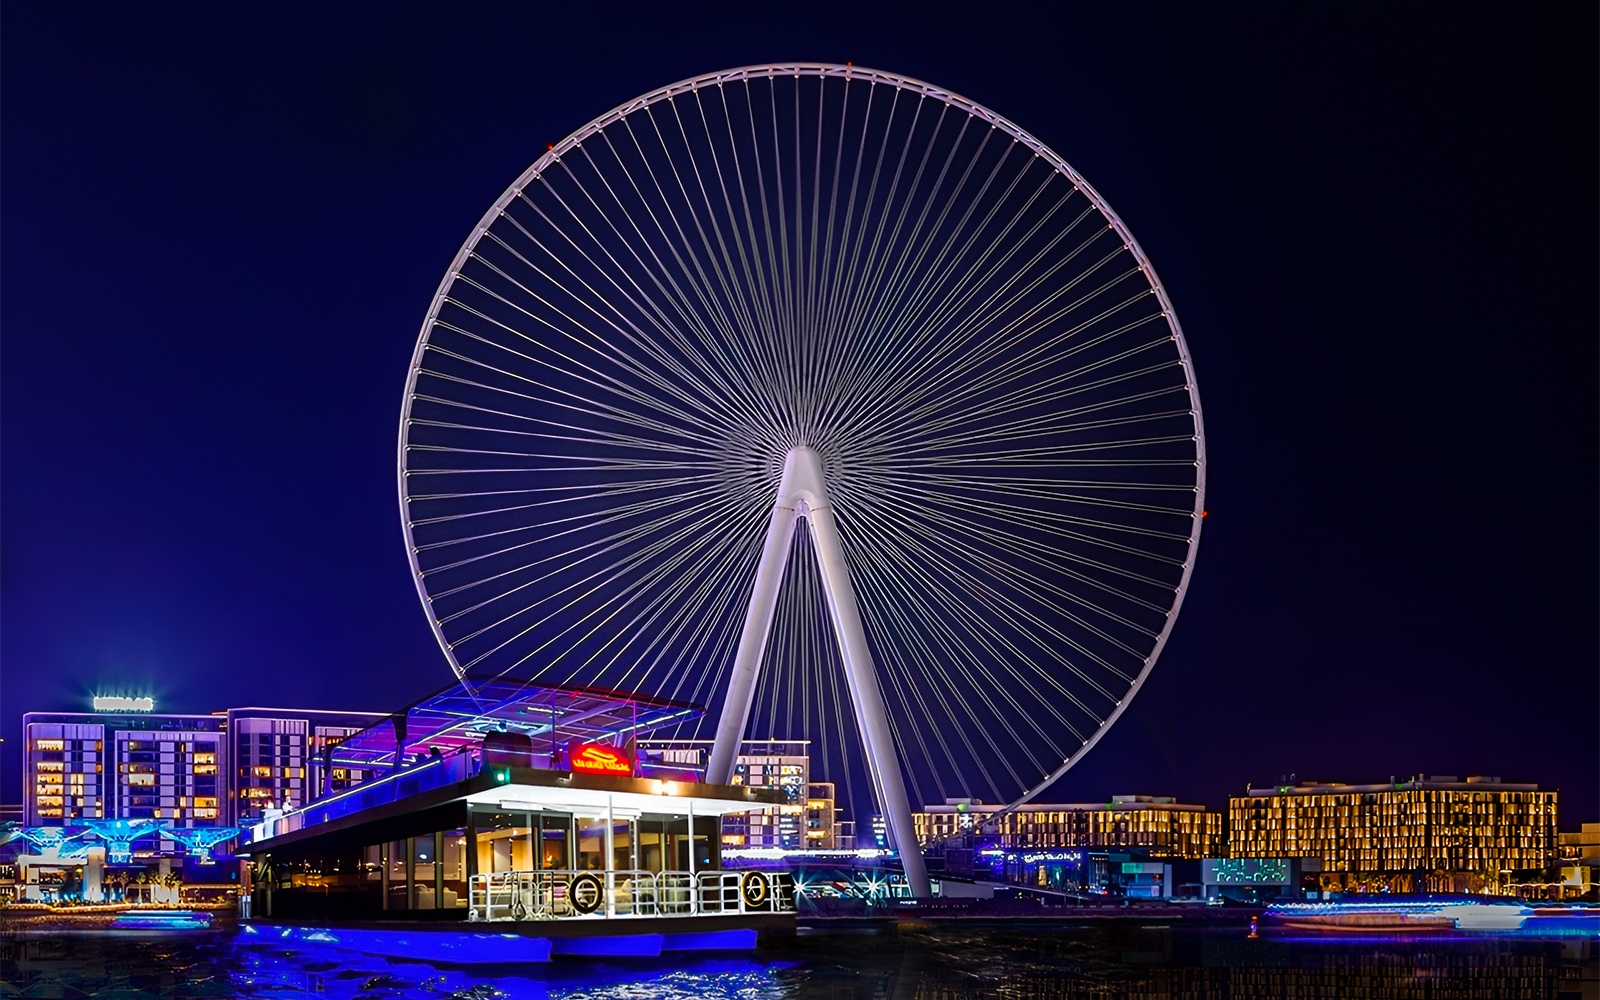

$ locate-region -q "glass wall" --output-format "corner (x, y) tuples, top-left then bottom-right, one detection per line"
(250, 804), (731, 921)
(576, 817), (607, 871)
(386, 839), (409, 910)
(462, 807), (719, 877)
(632, 814), (719, 873)
(540, 814), (570, 869)
(440, 828), (467, 908)
(473, 811), (535, 874)
(638, 816), (664, 872)
(412, 834), (437, 909)
(363, 844), (381, 901)
(612, 818), (634, 871)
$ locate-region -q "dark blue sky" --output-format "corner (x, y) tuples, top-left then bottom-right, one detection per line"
(4, 5), (1595, 822)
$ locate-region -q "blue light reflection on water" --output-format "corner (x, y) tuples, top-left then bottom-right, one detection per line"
(229, 944), (795, 1000)
(1, 924), (1594, 999)
(1, 931), (798, 1000)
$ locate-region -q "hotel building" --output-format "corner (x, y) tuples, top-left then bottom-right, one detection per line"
(914, 795), (1223, 859)
(22, 703), (384, 859)
(637, 739), (842, 850)
(23, 709), (226, 828)
(223, 707), (386, 826)
(803, 782), (839, 849)
(1228, 775), (1559, 892)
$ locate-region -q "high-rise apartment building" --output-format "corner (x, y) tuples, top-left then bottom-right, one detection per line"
(1228, 775), (1559, 892)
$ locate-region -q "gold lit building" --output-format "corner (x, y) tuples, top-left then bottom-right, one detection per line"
(914, 795), (1223, 859)
(1229, 775), (1558, 892)
(804, 782), (838, 848)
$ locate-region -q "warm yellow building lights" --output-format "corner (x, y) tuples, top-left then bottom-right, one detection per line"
(1229, 775), (1558, 891)
(915, 795), (1224, 859)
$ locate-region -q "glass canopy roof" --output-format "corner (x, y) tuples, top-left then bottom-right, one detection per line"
(327, 678), (705, 769)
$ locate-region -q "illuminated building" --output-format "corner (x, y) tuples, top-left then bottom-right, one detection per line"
(1228, 775), (1559, 892)
(914, 795), (1223, 859)
(21, 700), (383, 861)
(224, 707), (386, 826)
(23, 708), (225, 829)
(1559, 822), (1599, 866)
(637, 739), (837, 850)
(804, 782), (838, 849)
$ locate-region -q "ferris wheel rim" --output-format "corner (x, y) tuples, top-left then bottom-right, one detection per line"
(396, 62), (1207, 811)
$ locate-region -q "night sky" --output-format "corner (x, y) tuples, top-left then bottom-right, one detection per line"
(4, 6), (1595, 824)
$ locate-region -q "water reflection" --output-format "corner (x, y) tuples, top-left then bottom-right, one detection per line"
(0, 925), (1592, 999)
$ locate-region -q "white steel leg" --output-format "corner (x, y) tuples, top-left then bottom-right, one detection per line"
(709, 447), (932, 898)
(707, 471), (800, 784)
(800, 481), (932, 897)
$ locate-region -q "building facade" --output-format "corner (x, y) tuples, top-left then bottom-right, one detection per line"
(803, 782), (838, 849)
(637, 739), (844, 850)
(726, 740), (810, 849)
(224, 708), (386, 827)
(23, 711), (227, 828)
(914, 795), (1223, 859)
(22, 703), (384, 860)
(1228, 775), (1559, 892)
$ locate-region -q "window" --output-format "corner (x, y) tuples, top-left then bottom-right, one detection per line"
(34, 739), (66, 751)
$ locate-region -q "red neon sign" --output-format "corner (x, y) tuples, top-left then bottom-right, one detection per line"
(569, 742), (633, 776)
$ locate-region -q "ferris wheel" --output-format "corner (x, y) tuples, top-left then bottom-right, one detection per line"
(399, 64), (1204, 893)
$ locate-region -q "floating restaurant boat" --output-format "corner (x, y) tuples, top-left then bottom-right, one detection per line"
(238, 680), (795, 961)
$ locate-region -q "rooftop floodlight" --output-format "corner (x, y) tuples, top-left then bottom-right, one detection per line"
(161, 827), (242, 864)
(78, 818), (168, 864)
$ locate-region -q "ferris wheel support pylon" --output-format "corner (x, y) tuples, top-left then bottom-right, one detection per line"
(709, 447), (932, 898)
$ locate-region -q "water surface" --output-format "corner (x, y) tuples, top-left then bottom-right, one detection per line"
(2, 923), (1592, 998)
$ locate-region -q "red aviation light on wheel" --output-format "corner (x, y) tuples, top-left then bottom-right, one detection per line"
(569, 742), (633, 776)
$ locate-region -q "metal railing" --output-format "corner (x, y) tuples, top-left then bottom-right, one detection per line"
(467, 868), (793, 922)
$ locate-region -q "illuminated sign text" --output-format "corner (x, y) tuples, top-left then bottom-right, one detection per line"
(93, 696), (154, 712)
(569, 742), (633, 776)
